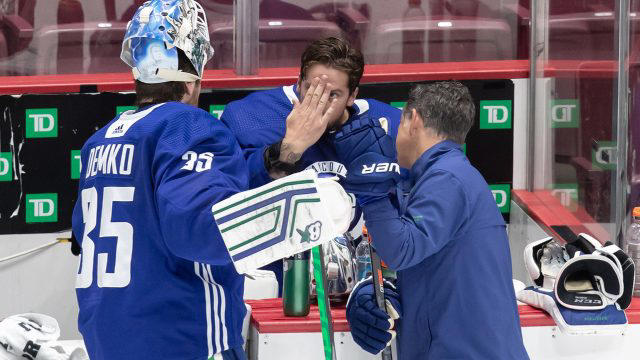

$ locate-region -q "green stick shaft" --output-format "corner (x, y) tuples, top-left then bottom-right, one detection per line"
(312, 245), (336, 360)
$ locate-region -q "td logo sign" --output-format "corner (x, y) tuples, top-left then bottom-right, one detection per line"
(551, 183), (578, 211)
(71, 150), (82, 179)
(26, 108), (58, 138)
(489, 184), (511, 213)
(116, 106), (137, 115)
(550, 99), (580, 128)
(480, 100), (512, 129)
(26, 193), (58, 223)
(390, 101), (406, 111)
(209, 105), (226, 119)
(0, 152), (12, 181)
(592, 141), (616, 170)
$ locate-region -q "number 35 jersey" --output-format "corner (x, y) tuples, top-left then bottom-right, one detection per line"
(71, 102), (249, 360)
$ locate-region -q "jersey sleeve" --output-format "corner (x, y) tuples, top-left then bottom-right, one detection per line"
(220, 100), (281, 189)
(153, 110), (249, 265)
(362, 170), (468, 270)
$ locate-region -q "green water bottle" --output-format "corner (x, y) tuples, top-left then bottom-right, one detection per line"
(283, 251), (310, 316)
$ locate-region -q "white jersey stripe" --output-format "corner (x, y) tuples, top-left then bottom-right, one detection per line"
(207, 264), (229, 350)
(203, 263), (222, 353)
(282, 85), (299, 104)
(194, 262), (213, 358)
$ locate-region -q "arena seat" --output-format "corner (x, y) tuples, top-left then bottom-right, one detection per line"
(370, 17), (513, 64)
(208, 19), (342, 69)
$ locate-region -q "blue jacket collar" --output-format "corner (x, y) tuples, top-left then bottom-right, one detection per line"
(410, 139), (462, 182)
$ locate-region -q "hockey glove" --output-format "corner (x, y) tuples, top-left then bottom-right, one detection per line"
(346, 276), (402, 354)
(333, 116), (400, 198)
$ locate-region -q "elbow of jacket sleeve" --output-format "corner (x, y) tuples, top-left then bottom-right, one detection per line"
(362, 197), (433, 270)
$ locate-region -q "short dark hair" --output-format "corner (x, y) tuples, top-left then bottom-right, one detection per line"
(299, 37), (364, 94)
(403, 81), (475, 144)
(135, 49), (199, 107)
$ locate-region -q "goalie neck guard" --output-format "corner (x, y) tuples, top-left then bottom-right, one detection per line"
(121, 0), (214, 84)
(524, 233), (635, 310)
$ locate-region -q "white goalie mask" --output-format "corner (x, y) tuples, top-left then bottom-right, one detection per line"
(121, 0), (214, 84)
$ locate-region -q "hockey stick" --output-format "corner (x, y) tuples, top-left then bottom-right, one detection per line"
(312, 244), (337, 360)
(366, 229), (393, 360)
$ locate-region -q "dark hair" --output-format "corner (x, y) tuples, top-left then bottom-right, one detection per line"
(299, 37), (364, 94)
(135, 49), (199, 107)
(403, 81), (475, 144)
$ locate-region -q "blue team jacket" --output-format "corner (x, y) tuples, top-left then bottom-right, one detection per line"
(363, 140), (529, 360)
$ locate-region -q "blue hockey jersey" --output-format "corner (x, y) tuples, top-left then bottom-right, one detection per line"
(220, 85), (402, 189)
(71, 102), (249, 360)
(220, 85), (402, 285)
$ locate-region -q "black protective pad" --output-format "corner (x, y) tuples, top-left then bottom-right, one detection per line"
(557, 256), (621, 308)
(605, 241), (636, 310)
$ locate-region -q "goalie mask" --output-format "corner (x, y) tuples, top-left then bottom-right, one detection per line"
(121, 0), (214, 84)
(523, 233), (635, 311)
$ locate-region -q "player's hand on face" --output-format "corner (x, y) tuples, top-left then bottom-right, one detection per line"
(280, 75), (337, 164)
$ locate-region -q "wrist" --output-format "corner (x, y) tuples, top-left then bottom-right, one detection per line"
(264, 141), (298, 179)
(279, 139), (305, 163)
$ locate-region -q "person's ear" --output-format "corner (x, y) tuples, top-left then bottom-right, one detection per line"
(346, 87), (358, 107)
(409, 108), (423, 136)
(185, 81), (196, 97)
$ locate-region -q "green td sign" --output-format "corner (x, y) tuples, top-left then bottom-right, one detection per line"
(390, 102), (406, 111)
(489, 184), (511, 213)
(480, 100), (512, 129)
(592, 141), (616, 170)
(550, 99), (580, 128)
(209, 105), (226, 119)
(26, 193), (58, 223)
(0, 152), (12, 181)
(116, 106), (137, 115)
(71, 150), (82, 179)
(26, 108), (58, 138)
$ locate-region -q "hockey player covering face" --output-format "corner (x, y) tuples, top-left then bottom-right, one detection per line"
(72, 1), (249, 359)
(297, 63), (357, 132)
(342, 81), (530, 359)
(221, 37), (402, 287)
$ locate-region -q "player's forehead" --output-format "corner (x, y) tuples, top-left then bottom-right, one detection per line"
(302, 64), (349, 91)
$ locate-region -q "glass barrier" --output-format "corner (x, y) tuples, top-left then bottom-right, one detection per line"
(630, 0), (640, 228)
(0, 0), (525, 76)
(531, 0), (622, 241)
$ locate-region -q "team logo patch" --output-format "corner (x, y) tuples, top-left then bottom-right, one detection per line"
(297, 221), (322, 244)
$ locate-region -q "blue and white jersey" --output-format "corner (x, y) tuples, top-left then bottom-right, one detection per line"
(220, 85), (402, 287)
(71, 102), (249, 360)
(220, 85), (403, 189)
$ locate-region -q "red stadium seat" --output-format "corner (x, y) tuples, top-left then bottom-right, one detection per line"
(370, 16), (514, 64)
(208, 19), (343, 69)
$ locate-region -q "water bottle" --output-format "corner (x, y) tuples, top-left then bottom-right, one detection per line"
(402, 0), (426, 63)
(283, 251), (310, 316)
(626, 207), (640, 297)
(355, 239), (372, 282)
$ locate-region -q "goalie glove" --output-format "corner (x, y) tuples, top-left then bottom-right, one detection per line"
(517, 234), (634, 335)
(346, 276), (401, 354)
(332, 116), (400, 199)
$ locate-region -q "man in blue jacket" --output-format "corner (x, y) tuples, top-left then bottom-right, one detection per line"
(340, 81), (529, 359)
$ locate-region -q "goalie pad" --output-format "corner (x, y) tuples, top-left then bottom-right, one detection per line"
(517, 287), (627, 335)
(213, 170), (352, 274)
